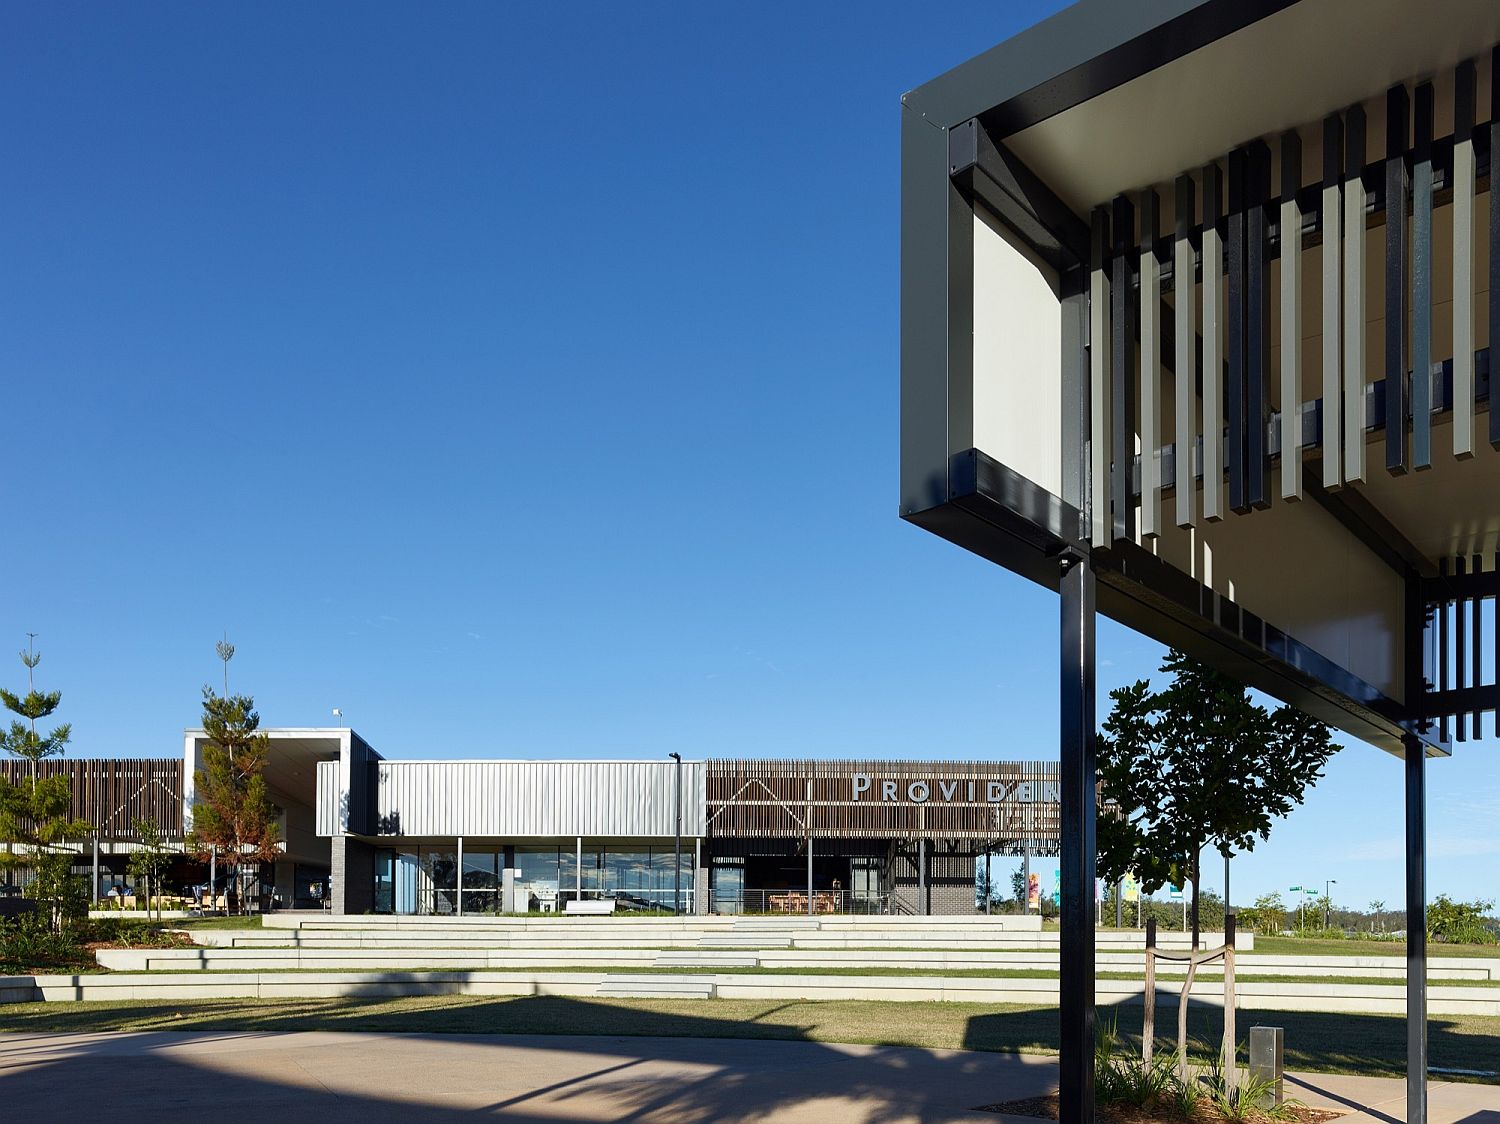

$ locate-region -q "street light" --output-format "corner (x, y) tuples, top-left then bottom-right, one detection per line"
(1325, 878), (1337, 930)
(668, 753), (682, 916)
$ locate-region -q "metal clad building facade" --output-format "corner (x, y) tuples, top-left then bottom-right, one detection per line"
(370, 760), (706, 838)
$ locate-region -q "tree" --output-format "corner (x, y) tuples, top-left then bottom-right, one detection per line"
(0, 640), (91, 930)
(1244, 892), (1286, 936)
(974, 853), (1004, 911)
(1427, 895), (1497, 945)
(1011, 869), (1026, 908)
(187, 686), (280, 915)
(1096, 650), (1337, 949)
(1369, 899), (1386, 933)
(126, 818), (175, 921)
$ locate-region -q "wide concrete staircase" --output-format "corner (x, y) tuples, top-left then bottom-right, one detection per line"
(17, 913), (1500, 1017)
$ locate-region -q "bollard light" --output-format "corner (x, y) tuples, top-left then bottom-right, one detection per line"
(1248, 1025), (1284, 1107)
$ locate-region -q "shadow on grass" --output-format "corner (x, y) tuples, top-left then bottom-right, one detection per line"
(961, 1001), (1499, 1084)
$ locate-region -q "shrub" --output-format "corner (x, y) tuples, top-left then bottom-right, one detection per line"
(1427, 895), (1498, 945)
(79, 918), (189, 949)
(0, 913), (92, 974)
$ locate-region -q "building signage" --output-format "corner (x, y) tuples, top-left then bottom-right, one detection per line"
(851, 773), (1060, 804)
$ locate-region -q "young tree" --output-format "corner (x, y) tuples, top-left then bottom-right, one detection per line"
(1096, 650), (1337, 949)
(1010, 868), (1026, 909)
(0, 640), (91, 929)
(1369, 899), (1386, 933)
(187, 687), (280, 915)
(126, 817), (175, 921)
(1248, 892), (1287, 936)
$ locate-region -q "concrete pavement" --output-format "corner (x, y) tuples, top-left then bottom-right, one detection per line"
(1, 1030), (1497, 1122)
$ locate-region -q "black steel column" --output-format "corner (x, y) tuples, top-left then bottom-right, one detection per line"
(670, 752), (683, 914)
(1059, 551), (1097, 1121)
(1404, 733), (1427, 1122)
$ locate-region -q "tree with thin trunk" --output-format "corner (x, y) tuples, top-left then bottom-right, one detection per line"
(186, 686), (280, 915)
(1096, 650), (1337, 948)
(0, 639), (91, 929)
(127, 818), (175, 920)
(1097, 651), (1335, 1078)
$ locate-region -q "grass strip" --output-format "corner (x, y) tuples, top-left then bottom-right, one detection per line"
(0, 994), (1494, 1083)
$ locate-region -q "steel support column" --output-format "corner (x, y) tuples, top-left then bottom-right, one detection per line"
(1059, 551), (1097, 1121)
(1404, 734), (1427, 1122)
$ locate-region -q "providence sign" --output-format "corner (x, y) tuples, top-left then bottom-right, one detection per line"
(851, 773), (1061, 804)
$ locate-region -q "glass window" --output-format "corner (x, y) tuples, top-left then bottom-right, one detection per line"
(461, 848), (501, 915)
(421, 849), (457, 915)
(515, 846), (563, 911)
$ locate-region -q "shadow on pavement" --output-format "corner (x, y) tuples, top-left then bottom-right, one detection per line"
(0, 996), (1052, 1123)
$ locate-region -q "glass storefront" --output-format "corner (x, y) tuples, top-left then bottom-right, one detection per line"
(375, 842), (694, 915)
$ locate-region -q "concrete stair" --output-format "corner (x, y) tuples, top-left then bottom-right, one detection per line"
(595, 974), (717, 999)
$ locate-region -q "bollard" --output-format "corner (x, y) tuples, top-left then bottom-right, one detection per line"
(1248, 1025), (1284, 1107)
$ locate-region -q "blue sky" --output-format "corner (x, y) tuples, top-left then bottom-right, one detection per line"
(3, 2), (1495, 913)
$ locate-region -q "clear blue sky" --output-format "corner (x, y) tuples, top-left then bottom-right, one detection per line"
(3, 2), (1495, 913)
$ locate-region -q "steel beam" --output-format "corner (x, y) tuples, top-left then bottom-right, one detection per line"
(1492, 46), (1500, 450)
(1321, 115), (1343, 489)
(1413, 83), (1434, 471)
(1175, 173), (1197, 525)
(1385, 85), (1409, 474)
(1059, 552), (1098, 1121)
(1280, 132), (1303, 501)
(1227, 146), (1249, 512)
(1405, 734), (1427, 1123)
(1202, 162), (1224, 520)
(1090, 208), (1112, 545)
(1453, 61), (1476, 461)
(1246, 141), (1271, 509)
(1140, 189), (1161, 538)
(1343, 105), (1367, 484)
(1111, 194), (1137, 542)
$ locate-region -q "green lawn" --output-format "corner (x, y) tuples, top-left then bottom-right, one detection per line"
(84, 963), (1500, 988)
(0, 994), (1495, 1081)
(1253, 935), (1500, 958)
(166, 916), (266, 931)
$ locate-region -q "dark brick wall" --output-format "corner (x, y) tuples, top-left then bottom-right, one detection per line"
(331, 837), (375, 914)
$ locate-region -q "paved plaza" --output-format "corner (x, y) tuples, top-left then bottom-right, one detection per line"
(3, 1029), (1498, 1122)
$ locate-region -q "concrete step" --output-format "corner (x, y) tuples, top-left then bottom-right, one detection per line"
(652, 953), (759, 968)
(595, 974), (717, 999)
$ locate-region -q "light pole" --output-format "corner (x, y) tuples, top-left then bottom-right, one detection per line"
(1325, 878), (1337, 930)
(668, 753), (682, 916)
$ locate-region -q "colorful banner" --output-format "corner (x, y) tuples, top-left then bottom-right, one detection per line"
(1122, 873), (1140, 903)
(1026, 871), (1040, 910)
(1051, 869), (1061, 907)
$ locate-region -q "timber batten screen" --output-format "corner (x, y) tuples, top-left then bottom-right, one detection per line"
(0, 758), (185, 840)
(705, 759), (1063, 843)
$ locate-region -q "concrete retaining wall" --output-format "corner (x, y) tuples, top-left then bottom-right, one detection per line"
(95, 946), (1487, 980)
(3, 969), (1493, 1016)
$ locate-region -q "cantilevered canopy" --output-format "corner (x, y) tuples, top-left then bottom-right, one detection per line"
(901, 0), (1500, 757)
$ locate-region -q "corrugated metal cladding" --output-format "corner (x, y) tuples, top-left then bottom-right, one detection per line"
(373, 761), (706, 838)
(315, 760), (340, 837)
(706, 759), (1066, 842)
